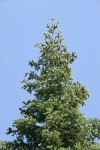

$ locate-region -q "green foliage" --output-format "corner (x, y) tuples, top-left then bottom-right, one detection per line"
(0, 141), (10, 150)
(4, 19), (100, 150)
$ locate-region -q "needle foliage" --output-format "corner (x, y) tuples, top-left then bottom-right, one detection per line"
(4, 19), (100, 150)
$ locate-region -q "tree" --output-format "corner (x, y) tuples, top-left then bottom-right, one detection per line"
(4, 19), (100, 150)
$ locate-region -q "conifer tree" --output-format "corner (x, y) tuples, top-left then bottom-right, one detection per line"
(5, 19), (100, 150)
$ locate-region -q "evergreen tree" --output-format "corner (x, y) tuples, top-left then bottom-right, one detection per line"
(5, 19), (100, 150)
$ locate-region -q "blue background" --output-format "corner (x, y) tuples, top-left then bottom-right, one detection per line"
(0, 0), (100, 141)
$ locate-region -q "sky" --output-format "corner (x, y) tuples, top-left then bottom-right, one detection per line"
(0, 0), (100, 141)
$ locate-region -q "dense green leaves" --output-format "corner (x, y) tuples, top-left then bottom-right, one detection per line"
(3, 19), (100, 150)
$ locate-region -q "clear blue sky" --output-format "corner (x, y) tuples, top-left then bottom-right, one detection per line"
(0, 0), (100, 141)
